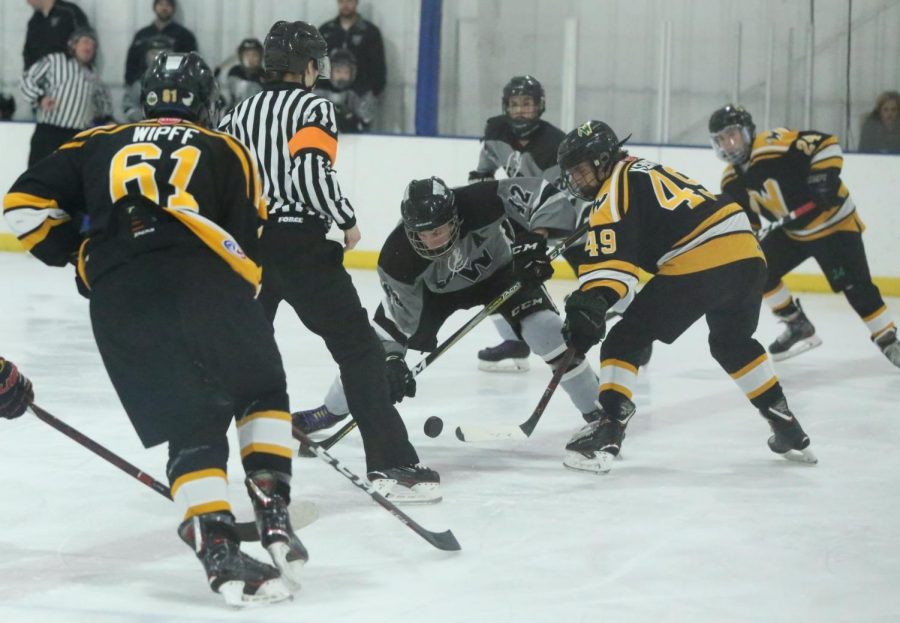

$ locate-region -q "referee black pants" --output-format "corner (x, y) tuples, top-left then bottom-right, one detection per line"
(29, 123), (79, 166)
(258, 228), (419, 471)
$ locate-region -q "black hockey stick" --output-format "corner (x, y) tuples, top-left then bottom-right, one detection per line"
(297, 221), (592, 454)
(756, 201), (817, 239)
(28, 402), (315, 542)
(291, 424), (461, 552)
(454, 346), (578, 442)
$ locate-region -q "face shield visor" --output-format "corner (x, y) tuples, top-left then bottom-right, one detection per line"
(710, 124), (752, 165)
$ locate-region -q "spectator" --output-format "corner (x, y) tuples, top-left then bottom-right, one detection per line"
(319, 0), (386, 99)
(124, 0), (197, 87)
(314, 49), (374, 133)
(122, 34), (174, 121)
(221, 38), (264, 107)
(21, 27), (112, 165)
(23, 0), (89, 71)
(859, 90), (900, 154)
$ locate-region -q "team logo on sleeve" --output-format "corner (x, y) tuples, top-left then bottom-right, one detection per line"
(223, 239), (247, 259)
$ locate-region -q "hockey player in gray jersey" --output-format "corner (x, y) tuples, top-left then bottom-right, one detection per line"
(296, 178), (603, 479)
(469, 75), (570, 371)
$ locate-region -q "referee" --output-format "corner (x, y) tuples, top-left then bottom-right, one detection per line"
(21, 27), (112, 166)
(218, 21), (439, 501)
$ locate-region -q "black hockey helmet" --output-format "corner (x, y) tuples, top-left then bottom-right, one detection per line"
(558, 120), (630, 201)
(502, 75), (546, 139)
(237, 37), (263, 58)
(141, 51), (220, 126)
(400, 177), (460, 259)
(263, 21), (330, 82)
(708, 104), (755, 165)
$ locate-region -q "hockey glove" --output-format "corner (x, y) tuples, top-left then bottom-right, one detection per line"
(385, 354), (416, 404)
(0, 358), (34, 420)
(468, 170), (495, 184)
(562, 289), (610, 355)
(512, 232), (553, 287)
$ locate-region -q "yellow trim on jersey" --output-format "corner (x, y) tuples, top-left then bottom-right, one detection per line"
(672, 203), (743, 249)
(578, 259), (641, 280)
(237, 410), (292, 427)
(58, 141), (85, 150)
(785, 210), (864, 242)
(3, 192), (59, 211)
(863, 305), (887, 323)
(583, 279), (628, 298)
(170, 468), (228, 498)
(18, 218), (67, 250)
(239, 443), (295, 460)
(658, 232), (763, 276)
(588, 159), (634, 227)
(189, 123), (258, 200)
(810, 157), (842, 171)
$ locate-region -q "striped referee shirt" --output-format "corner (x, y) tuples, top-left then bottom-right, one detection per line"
(20, 52), (112, 130)
(218, 82), (356, 231)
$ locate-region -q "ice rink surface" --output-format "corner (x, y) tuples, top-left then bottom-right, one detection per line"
(0, 252), (898, 623)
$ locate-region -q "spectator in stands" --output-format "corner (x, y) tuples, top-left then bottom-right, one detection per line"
(124, 0), (197, 86)
(23, 0), (90, 71)
(21, 27), (112, 165)
(314, 49), (374, 134)
(859, 90), (900, 154)
(122, 34), (174, 121)
(221, 38), (264, 107)
(320, 0), (386, 104)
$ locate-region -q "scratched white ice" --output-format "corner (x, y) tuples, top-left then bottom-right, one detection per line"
(1, 252), (898, 623)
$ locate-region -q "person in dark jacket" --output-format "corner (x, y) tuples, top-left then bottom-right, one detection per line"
(319, 0), (386, 98)
(124, 0), (197, 86)
(23, 0), (90, 70)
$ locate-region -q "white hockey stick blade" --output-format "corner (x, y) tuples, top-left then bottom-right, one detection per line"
(454, 424), (528, 442)
(779, 447), (818, 464)
(290, 500), (320, 529)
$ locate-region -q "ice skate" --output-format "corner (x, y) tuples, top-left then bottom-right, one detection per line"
(759, 399), (817, 464)
(246, 471), (309, 588)
(874, 328), (900, 368)
(563, 417), (627, 474)
(178, 511), (291, 607)
(292, 404), (349, 434)
(477, 340), (531, 372)
(367, 464), (442, 503)
(768, 300), (822, 361)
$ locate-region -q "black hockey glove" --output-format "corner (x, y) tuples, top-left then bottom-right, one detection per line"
(806, 169), (841, 207)
(468, 170), (494, 184)
(385, 354), (416, 404)
(562, 289), (610, 355)
(512, 232), (553, 287)
(0, 358), (34, 420)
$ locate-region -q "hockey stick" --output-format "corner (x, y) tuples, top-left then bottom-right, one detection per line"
(756, 201), (817, 239)
(297, 221), (592, 453)
(28, 402), (316, 541)
(291, 424), (461, 552)
(454, 346), (578, 442)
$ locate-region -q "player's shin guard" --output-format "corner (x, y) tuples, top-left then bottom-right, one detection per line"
(236, 409), (294, 476)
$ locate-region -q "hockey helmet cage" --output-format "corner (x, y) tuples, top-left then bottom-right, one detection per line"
(558, 120), (630, 201)
(709, 104), (755, 165)
(141, 51), (220, 126)
(400, 177), (461, 259)
(502, 75), (546, 139)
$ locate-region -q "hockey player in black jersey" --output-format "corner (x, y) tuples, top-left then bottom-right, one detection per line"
(300, 177), (604, 488)
(3, 52), (306, 607)
(469, 75), (569, 371)
(710, 104), (899, 367)
(558, 120), (816, 474)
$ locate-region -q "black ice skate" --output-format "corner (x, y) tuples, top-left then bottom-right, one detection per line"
(477, 340), (531, 372)
(759, 398), (817, 464)
(246, 471), (309, 588)
(768, 300), (822, 361)
(874, 328), (900, 368)
(564, 402), (634, 474)
(178, 511), (291, 607)
(367, 464), (442, 504)
(292, 404), (349, 434)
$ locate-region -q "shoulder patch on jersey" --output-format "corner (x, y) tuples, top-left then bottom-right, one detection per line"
(749, 128), (797, 164)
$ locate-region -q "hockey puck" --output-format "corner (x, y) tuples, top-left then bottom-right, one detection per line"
(423, 416), (444, 438)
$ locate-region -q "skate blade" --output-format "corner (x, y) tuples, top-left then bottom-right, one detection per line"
(267, 542), (306, 589)
(770, 336), (823, 361)
(563, 450), (615, 474)
(477, 358), (530, 373)
(218, 578), (293, 607)
(779, 447), (818, 464)
(372, 478), (443, 504)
